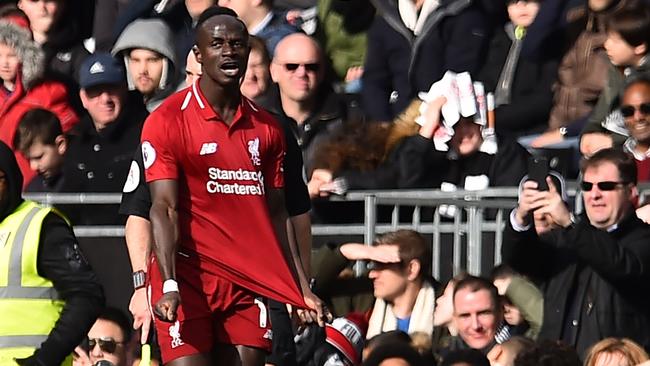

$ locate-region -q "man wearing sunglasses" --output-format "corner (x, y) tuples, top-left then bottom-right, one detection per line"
(74, 308), (131, 366)
(622, 78), (650, 182)
(502, 148), (650, 358)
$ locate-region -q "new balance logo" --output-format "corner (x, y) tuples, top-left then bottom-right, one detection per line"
(200, 142), (218, 155)
(89, 62), (104, 74)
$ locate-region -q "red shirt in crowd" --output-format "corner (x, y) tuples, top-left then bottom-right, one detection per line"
(141, 82), (304, 307)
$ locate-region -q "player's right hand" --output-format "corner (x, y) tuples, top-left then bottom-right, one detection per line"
(154, 292), (180, 322)
(130, 287), (152, 343)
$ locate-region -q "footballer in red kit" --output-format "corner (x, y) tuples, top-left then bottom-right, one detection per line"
(142, 7), (325, 366)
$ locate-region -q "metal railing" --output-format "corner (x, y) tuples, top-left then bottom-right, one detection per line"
(23, 188), (575, 278)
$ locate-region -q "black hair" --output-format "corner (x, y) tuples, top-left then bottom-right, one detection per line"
(606, 3), (650, 48)
(196, 6), (241, 31)
(98, 307), (132, 343)
(441, 349), (490, 366)
(362, 342), (426, 366)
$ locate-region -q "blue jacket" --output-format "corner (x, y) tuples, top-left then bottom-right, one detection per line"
(361, 0), (489, 121)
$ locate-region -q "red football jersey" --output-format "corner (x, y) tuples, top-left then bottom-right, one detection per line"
(142, 82), (304, 307)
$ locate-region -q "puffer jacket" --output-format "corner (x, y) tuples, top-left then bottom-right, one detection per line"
(112, 18), (178, 112)
(0, 21), (79, 190)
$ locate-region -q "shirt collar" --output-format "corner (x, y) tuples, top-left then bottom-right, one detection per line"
(192, 80), (248, 127)
(623, 138), (650, 161)
(250, 12), (273, 35)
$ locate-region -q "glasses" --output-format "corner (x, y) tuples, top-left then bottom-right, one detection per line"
(283, 63), (320, 73)
(580, 181), (629, 191)
(620, 102), (650, 118)
(367, 261), (403, 271)
(87, 337), (124, 354)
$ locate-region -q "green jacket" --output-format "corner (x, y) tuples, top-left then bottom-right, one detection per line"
(505, 275), (544, 340)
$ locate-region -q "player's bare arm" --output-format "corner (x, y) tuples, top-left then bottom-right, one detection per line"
(266, 189), (329, 326)
(125, 215), (153, 342)
(149, 179), (181, 322)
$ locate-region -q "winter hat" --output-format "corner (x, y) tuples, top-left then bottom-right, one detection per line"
(325, 314), (367, 365)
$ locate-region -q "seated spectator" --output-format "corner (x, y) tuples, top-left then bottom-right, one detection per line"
(584, 338), (649, 366)
(503, 148), (650, 357)
(441, 349), (490, 366)
(491, 265), (543, 341)
(73, 307), (132, 366)
(581, 3), (650, 157)
(63, 52), (147, 224)
(260, 33), (351, 176)
(241, 35), (271, 101)
(361, 0), (488, 122)
(0, 19), (79, 190)
(218, 0), (298, 55)
(338, 230), (437, 339)
(479, 0), (558, 138)
(112, 19), (179, 112)
(447, 276), (502, 354)
(621, 77), (650, 181)
(525, 0), (630, 148)
(486, 336), (534, 366)
(18, 0), (89, 84)
(513, 340), (581, 366)
(13, 108), (68, 192)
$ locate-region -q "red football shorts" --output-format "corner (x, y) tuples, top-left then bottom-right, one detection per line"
(148, 251), (272, 363)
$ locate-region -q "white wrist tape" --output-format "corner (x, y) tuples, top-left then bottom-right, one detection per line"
(162, 279), (179, 294)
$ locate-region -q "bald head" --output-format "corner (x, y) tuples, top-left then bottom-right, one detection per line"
(271, 34), (323, 103)
(274, 33), (322, 63)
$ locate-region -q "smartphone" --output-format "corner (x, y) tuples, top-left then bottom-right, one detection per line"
(528, 156), (549, 191)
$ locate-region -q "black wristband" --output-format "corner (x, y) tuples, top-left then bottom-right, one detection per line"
(132, 270), (146, 290)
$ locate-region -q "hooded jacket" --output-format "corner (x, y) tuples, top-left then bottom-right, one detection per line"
(0, 21), (79, 190)
(112, 19), (178, 112)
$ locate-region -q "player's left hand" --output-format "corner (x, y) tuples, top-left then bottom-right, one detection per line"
(298, 289), (332, 327)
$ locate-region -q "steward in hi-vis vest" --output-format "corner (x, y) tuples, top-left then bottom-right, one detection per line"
(0, 141), (104, 366)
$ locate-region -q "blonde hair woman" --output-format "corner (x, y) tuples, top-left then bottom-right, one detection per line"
(584, 338), (649, 366)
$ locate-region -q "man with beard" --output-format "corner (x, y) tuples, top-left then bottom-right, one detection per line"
(140, 6), (326, 366)
(622, 77), (650, 182)
(0, 141), (104, 366)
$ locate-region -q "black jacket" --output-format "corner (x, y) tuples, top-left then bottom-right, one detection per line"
(478, 25), (558, 137)
(63, 92), (147, 225)
(258, 84), (350, 177)
(397, 134), (529, 189)
(361, 0), (489, 122)
(0, 141), (104, 366)
(502, 212), (650, 357)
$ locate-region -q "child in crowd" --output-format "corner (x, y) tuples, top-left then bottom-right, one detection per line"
(580, 3), (650, 157)
(0, 32), (18, 96)
(479, 0), (558, 139)
(13, 108), (67, 192)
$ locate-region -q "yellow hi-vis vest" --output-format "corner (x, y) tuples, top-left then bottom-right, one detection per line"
(0, 200), (72, 365)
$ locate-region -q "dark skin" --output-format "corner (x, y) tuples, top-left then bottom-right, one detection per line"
(150, 14), (326, 366)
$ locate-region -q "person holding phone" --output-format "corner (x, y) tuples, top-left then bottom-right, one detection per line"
(503, 148), (650, 359)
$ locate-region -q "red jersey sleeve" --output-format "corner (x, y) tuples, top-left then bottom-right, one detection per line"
(141, 111), (178, 182)
(263, 122), (286, 190)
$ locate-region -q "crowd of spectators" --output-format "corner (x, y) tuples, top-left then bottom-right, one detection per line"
(2, 0), (650, 365)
